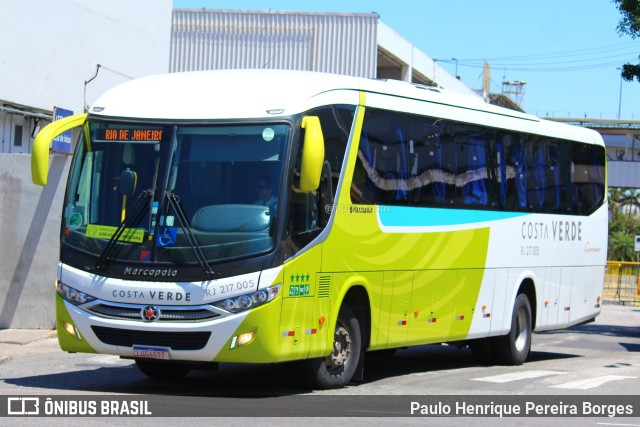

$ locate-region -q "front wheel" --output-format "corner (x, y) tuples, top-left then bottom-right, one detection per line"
(308, 304), (362, 389)
(494, 293), (532, 365)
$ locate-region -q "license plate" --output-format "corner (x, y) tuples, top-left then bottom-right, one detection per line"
(133, 345), (170, 360)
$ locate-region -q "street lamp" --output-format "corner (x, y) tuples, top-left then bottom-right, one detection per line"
(617, 67), (623, 120)
(452, 58), (460, 80)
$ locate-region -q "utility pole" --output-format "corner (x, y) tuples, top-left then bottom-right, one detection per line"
(482, 61), (491, 100)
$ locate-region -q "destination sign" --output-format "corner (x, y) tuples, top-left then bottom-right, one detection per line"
(97, 128), (163, 142)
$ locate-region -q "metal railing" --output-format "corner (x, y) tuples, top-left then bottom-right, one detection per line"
(604, 261), (640, 306)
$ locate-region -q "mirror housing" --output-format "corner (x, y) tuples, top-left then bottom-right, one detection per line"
(31, 113), (87, 186)
(118, 168), (138, 196)
(299, 116), (325, 192)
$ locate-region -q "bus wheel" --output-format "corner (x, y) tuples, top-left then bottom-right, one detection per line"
(495, 293), (532, 365)
(308, 304), (362, 389)
(135, 359), (191, 380)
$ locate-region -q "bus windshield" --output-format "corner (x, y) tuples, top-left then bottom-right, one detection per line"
(62, 120), (289, 267)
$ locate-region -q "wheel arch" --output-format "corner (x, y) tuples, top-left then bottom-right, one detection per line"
(339, 284), (371, 351)
(517, 278), (537, 331)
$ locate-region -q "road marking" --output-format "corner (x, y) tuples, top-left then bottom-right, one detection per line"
(471, 370), (564, 383)
(550, 375), (637, 390)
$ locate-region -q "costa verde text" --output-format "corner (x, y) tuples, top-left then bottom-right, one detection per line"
(521, 221), (582, 241)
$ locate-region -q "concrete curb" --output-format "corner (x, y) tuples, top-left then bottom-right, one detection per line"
(0, 329), (56, 345)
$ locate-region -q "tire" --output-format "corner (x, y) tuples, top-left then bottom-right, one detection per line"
(135, 359), (191, 380)
(308, 304), (362, 389)
(494, 293), (532, 365)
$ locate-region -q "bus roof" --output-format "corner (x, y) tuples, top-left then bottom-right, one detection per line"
(89, 69), (601, 145)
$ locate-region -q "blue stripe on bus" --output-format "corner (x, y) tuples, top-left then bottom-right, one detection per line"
(378, 206), (528, 227)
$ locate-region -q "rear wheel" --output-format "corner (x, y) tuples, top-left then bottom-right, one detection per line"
(308, 304), (362, 389)
(135, 359), (191, 380)
(494, 293), (532, 365)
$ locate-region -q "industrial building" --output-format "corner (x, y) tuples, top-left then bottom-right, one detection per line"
(170, 9), (477, 98)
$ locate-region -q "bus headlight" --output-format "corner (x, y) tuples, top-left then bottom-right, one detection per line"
(213, 284), (280, 313)
(56, 281), (96, 306)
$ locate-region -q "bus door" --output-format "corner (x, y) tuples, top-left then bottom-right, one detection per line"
(279, 248), (322, 360)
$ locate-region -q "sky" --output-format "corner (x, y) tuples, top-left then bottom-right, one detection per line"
(172, 0), (640, 120)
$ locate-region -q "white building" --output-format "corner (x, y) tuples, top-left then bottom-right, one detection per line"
(0, 0), (172, 328)
(0, 0), (172, 154)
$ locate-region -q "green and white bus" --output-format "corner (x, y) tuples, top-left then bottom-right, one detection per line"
(32, 70), (607, 388)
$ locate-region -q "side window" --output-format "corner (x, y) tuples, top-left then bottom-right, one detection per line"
(409, 116), (457, 207)
(349, 107), (604, 217)
(496, 132), (519, 210)
(538, 139), (570, 213)
(14, 125), (23, 148)
(572, 142), (605, 215)
(455, 125), (490, 207)
(351, 109), (410, 205)
(409, 117), (456, 206)
(287, 105), (354, 244)
(497, 133), (533, 211)
(522, 137), (570, 214)
(513, 134), (529, 210)
(352, 109), (492, 209)
(320, 106), (354, 217)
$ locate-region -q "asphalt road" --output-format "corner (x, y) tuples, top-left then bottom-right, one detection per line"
(0, 303), (638, 426)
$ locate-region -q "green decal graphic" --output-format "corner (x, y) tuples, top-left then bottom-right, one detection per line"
(289, 273), (311, 297)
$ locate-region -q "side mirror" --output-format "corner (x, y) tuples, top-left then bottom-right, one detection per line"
(31, 113), (87, 186)
(299, 116), (325, 192)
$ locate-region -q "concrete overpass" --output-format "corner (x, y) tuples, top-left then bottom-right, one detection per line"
(546, 117), (640, 189)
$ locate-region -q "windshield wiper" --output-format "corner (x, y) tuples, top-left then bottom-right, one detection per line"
(165, 192), (216, 276)
(92, 190), (153, 271)
(167, 192), (215, 276)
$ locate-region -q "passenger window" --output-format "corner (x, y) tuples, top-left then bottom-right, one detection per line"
(351, 110), (410, 205)
(572, 142), (605, 215)
(455, 125), (490, 207)
(409, 118), (456, 206)
(349, 107), (605, 216)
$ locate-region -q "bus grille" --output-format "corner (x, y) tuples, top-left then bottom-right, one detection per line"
(91, 326), (211, 350)
(88, 304), (220, 322)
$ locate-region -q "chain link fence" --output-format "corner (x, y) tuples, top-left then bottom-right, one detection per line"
(604, 262), (640, 306)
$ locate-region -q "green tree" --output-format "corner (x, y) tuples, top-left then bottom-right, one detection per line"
(615, 0), (640, 82)
(608, 187), (624, 220)
(607, 187), (640, 260)
(608, 230), (636, 260)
